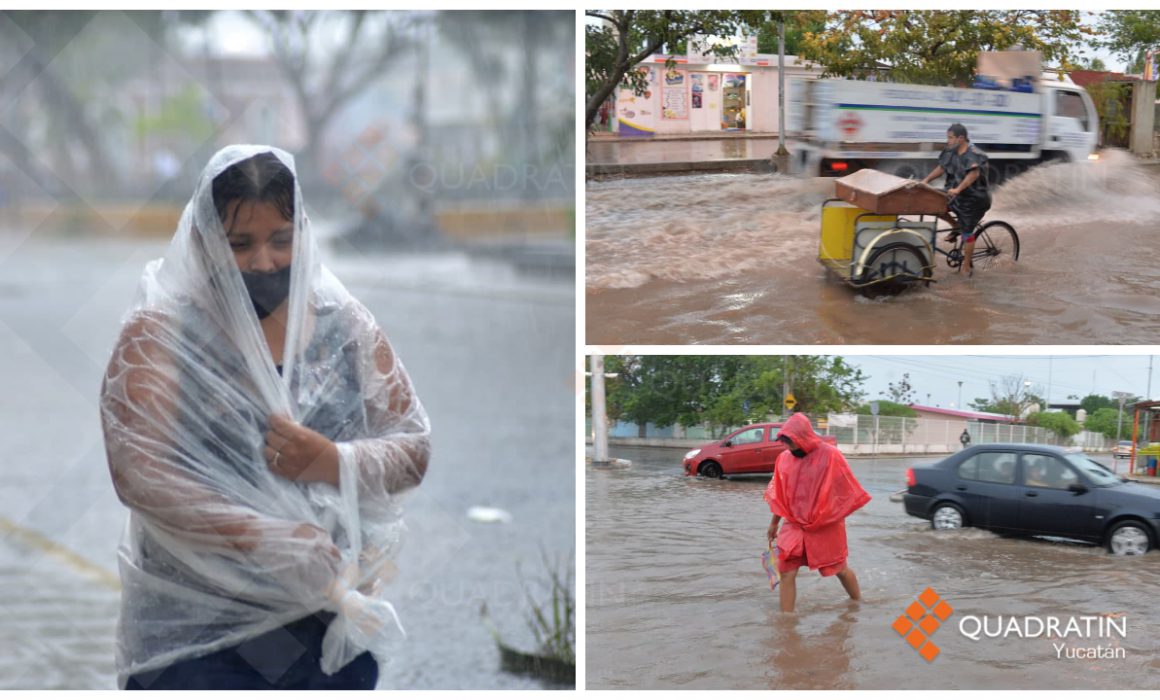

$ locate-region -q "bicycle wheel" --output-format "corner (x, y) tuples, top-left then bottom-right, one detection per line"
(970, 221), (1020, 271)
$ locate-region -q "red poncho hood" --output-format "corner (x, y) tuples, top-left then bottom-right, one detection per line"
(764, 414), (870, 569)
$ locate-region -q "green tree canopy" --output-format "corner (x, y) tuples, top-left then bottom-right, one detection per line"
(752, 11), (827, 55)
(797, 10), (1093, 85)
(885, 373), (917, 404)
(599, 355), (866, 435)
(855, 400), (918, 418)
(1096, 10), (1160, 73)
(1083, 407), (1134, 440)
(968, 375), (1044, 419)
(1079, 394), (1117, 415)
(1027, 411), (1081, 439)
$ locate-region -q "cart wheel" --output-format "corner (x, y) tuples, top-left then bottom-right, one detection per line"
(860, 243), (931, 297)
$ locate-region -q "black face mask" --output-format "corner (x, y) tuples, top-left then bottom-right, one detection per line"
(240, 266), (291, 319)
(790, 448), (808, 459)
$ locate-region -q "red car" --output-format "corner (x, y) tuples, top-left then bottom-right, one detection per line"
(682, 422), (837, 478)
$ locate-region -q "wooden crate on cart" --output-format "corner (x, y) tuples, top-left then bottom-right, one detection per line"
(834, 169), (948, 215)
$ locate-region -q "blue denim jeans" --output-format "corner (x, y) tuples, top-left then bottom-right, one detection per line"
(126, 611), (378, 690)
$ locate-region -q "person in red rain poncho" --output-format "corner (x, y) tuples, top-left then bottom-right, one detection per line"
(764, 413), (871, 613)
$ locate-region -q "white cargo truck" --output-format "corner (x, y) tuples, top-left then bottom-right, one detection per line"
(786, 65), (1098, 182)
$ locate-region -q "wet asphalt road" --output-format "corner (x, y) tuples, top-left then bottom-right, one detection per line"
(587, 446), (1160, 690)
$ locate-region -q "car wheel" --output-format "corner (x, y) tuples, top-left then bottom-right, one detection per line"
(931, 503), (965, 530)
(1106, 520), (1153, 555)
(700, 461), (723, 479)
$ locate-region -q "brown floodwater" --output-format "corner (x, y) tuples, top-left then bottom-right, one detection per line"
(585, 151), (1160, 344)
(586, 446), (1160, 690)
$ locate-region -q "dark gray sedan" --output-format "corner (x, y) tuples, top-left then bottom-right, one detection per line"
(903, 444), (1160, 555)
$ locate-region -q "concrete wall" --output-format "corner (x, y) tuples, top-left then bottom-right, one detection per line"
(1130, 81), (1159, 157)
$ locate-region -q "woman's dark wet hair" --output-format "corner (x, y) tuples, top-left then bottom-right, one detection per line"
(211, 152), (295, 232)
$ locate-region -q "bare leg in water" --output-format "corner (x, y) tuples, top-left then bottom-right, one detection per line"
(780, 566), (861, 612)
(836, 566), (861, 601)
(779, 567), (799, 613)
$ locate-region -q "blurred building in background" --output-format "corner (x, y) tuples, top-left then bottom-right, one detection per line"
(0, 10), (575, 248)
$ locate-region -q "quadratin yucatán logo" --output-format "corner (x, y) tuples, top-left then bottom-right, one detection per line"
(892, 587), (954, 662)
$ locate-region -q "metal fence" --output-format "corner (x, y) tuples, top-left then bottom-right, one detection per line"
(824, 413), (1109, 453)
(594, 414), (1110, 454)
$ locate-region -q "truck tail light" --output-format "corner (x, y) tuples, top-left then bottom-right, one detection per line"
(906, 468), (916, 488)
(831, 161), (849, 172)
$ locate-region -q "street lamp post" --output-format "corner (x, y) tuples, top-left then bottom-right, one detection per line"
(957, 381), (963, 410)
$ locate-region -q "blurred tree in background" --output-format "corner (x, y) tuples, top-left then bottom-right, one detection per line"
(601, 356), (866, 437)
(796, 11), (1093, 85)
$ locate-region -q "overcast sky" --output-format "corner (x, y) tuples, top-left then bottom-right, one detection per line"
(845, 355), (1157, 410)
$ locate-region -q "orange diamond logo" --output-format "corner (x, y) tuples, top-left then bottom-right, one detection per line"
(918, 614), (941, 635)
(894, 588), (951, 663)
(918, 640), (941, 662)
(906, 601), (926, 621)
(933, 600), (954, 621)
(905, 627), (926, 649)
(918, 587), (940, 608)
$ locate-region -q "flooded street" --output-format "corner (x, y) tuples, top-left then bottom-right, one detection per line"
(0, 235), (573, 689)
(587, 446), (1160, 690)
(586, 151), (1160, 344)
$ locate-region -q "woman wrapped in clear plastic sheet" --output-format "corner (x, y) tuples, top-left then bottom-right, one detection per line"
(99, 145), (431, 690)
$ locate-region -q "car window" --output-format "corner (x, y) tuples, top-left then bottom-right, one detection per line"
(1021, 454), (1080, 490)
(730, 427), (765, 446)
(956, 452), (1017, 484)
(1065, 453), (1122, 487)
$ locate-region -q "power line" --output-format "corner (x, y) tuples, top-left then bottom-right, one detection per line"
(853, 356), (1150, 403)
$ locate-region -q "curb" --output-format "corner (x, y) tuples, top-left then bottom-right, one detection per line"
(587, 158), (778, 177)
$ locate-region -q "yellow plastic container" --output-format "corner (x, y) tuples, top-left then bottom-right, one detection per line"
(819, 200), (894, 263)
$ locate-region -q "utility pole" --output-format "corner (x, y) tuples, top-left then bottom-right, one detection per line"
(776, 15), (788, 160)
(1148, 356), (1154, 401)
(1046, 358), (1052, 410)
(783, 356), (793, 419)
(1113, 391), (1132, 448)
(591, 355), (608, 464)
(957, 381), (963, 410)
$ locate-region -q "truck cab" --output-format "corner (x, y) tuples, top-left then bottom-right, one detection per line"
(1040, 80), (1099, 163)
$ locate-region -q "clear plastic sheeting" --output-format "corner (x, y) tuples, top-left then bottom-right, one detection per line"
(99, 145), (430, 687)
